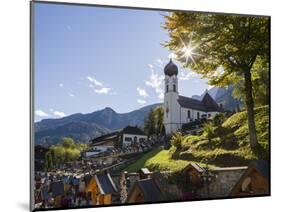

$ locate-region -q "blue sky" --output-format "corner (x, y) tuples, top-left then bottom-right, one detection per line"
(34, 2), (210, 121)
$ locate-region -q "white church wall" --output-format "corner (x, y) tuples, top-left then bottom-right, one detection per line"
(163, 74), (181, 135)
(179, 107), (221, 125)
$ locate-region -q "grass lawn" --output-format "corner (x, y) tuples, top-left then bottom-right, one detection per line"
(124, 106), (269, 172)
(123, 147), (212, 173)
(122, 148), (162, 172)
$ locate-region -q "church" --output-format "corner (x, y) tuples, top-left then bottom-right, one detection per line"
(163, 59), (223, 135)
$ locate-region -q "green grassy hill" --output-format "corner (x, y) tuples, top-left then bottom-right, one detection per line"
(123, 105), (269, 172)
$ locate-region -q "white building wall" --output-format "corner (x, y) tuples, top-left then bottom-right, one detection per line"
(179, 107), (220, 126)
(122, 133), (147, 147)
(164, 75), (181, 135)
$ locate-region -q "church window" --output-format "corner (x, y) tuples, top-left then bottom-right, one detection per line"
(187, 110), (191, 119)
(166, 85), (168, 92)
(197, 112), (200, 120)
(173, 84), (176, 92)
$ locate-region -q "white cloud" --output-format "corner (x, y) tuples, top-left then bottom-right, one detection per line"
(68, 93), (75, 97)
(158, 93), (164, 100)
(89, 84), (94, 88)
(59, 83), (64, 87)
(53, 111), (66, 117)
(137, 87), (149, 98)
(155, 58), (164, 69)
(87, 76), (103, 87)
(137, 99), (146, 105)
(178, 71), (197, 81)
(35, 110), (49, 117)
(145, 70), (164, 100)
(148, 64), (154, 70)
(95, 87), (111, 94)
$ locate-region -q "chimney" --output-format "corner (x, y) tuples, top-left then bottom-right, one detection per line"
(119, 171), (128, 203)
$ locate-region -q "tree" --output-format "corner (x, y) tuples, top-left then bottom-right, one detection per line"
(233, 57), (269, 107)
(154, 107), (165, 137)
(163, 13), (269, 148)
(203, 122), (216, 143)
(144, 109), (156, 138)
(171, 132), (183, 149)
(44, 151), (53, 171)
(45, 137), (87, 166)
(144, 107), (165, 138)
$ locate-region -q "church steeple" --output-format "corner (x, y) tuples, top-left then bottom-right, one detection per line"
(163, 58), (180, 135)
(164, 59), (178, 76)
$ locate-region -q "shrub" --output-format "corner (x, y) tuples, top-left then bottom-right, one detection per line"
(171, 132), (183, 149)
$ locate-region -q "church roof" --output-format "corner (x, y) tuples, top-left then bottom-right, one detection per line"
(178, 92), (223, 112)
(164, 59), (178, 76)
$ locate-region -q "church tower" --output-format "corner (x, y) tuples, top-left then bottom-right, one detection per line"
(163, 59), (180, 135)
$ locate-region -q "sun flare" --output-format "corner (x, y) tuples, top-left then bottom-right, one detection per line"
(178, 35), (201, 65)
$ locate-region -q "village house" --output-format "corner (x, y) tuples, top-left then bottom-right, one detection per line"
(89, 125), (148, 149)
(182, 163), (205, 187)
(127, 169), (181, 203)
(127, 178), (165, 203)
(230, 160), (269, 197)
(51, 180), (65, 207)
(163, 59), (223, 134)
(180, 163), (249, 199)
(85, 172), (119, 205)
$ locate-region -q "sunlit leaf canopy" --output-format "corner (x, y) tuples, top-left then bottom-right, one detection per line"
(163, 12), (270, 87)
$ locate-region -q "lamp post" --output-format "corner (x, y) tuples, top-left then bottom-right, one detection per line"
(201, 164), (216, 198)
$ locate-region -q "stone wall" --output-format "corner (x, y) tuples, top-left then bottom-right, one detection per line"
(197, 167), (247, 198)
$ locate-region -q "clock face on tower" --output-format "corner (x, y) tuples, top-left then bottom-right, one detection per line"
(172, 78), (177, 84)
(165, 78), (169, 84)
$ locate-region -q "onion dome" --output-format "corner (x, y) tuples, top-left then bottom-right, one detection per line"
(164, 59), (178, 76)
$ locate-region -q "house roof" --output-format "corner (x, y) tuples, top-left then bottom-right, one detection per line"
(51, 181), (64, 197)
(95, 173), (118, 194)
(122, 126), (145, 135)
(178, 92), (222, 112)
(229, 160), (270, 196)
(139, 168), (151, 175)
(91, 131), (120, 144)
(90, 126), (145, 145)
(152, 172), (169, 191)
(136, 178), (164, 202)
(249, 160), (270, 180)
(183, 163), (205, 173)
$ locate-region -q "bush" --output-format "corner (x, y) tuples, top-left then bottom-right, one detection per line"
(171, 132), (184, 149)
(203, 122), (216, 142)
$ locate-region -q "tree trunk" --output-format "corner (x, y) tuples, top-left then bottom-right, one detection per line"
(243, 68), (259, 148)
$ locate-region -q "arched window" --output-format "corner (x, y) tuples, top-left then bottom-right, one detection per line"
(197, 112), (200, 120)
(187, 110), (191, 119)
(166, 85), (169, 92)
(173, 84), (176, 92)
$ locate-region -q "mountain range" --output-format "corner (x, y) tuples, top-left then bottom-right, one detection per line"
(35, 86), (241, 146)
(35, 103), (161, 146)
